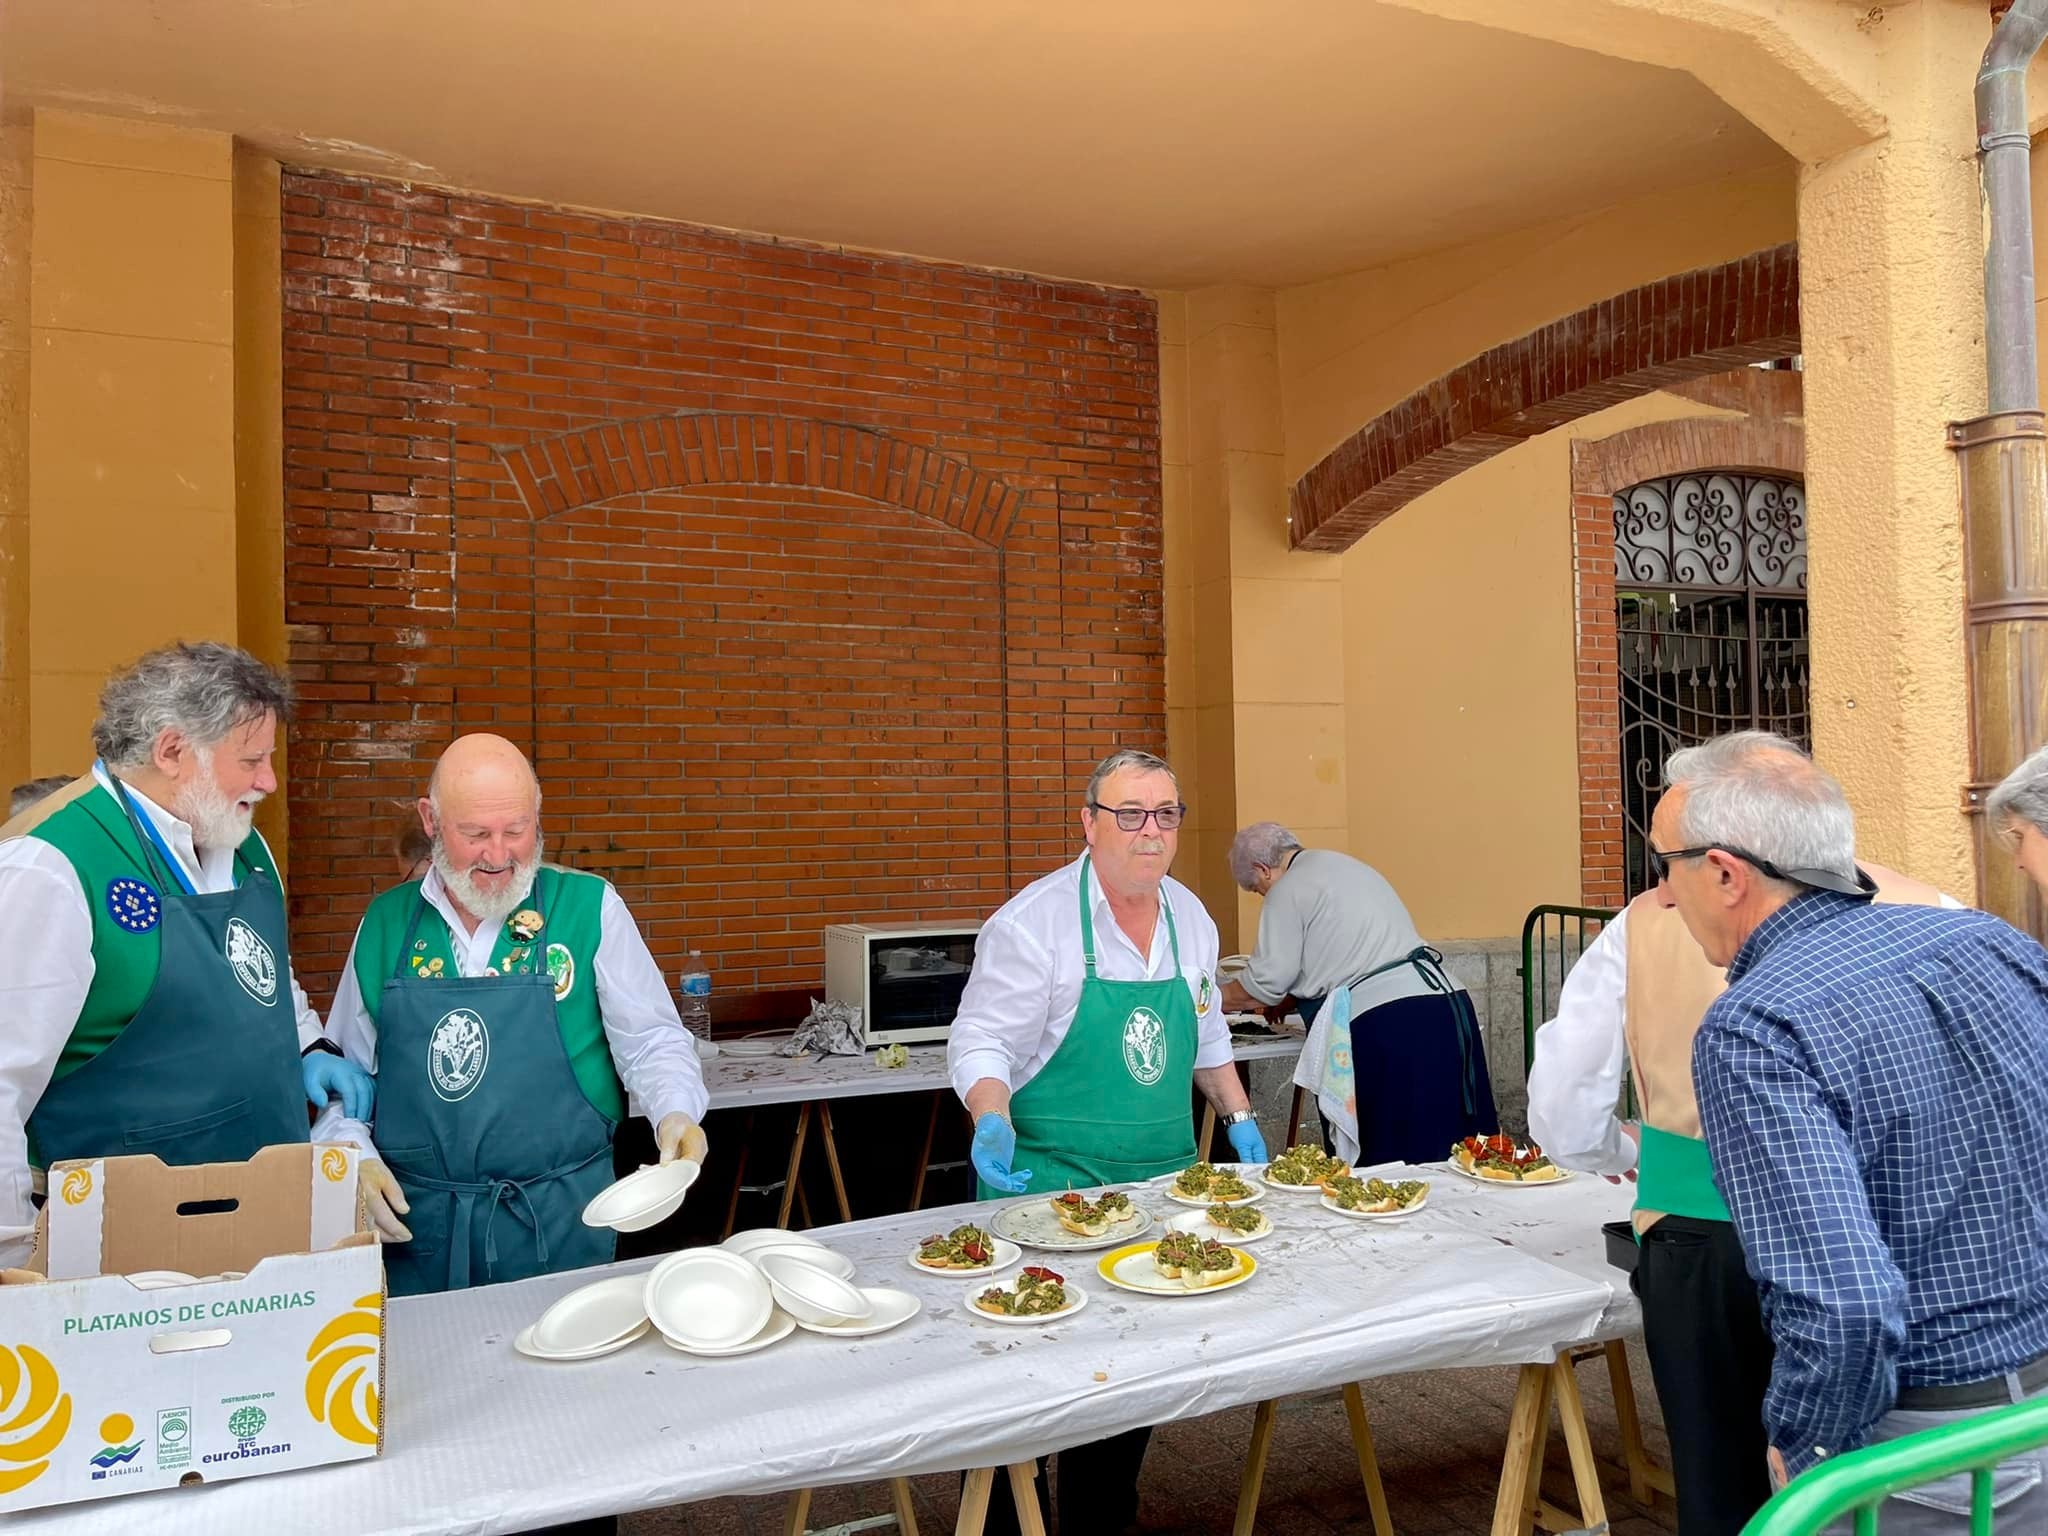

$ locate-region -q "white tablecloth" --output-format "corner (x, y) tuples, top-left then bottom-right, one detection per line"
(15, 1165), (1629, 1535)
(704, 1031), (1306, 1110)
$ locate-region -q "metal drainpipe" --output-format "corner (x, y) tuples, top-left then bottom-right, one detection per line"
(1954, 0), (2048, 935)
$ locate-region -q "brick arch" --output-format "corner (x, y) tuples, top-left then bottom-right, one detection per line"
(1288, 244), (1801, 553)
(498, 411), (1023, 546)
(1569, 408), (1805, 908)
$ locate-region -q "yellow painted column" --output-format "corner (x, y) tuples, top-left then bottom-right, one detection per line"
(0, 126), (32, 792)
(233, 148), (290, 860)
(1173, 285), (1347, 948)
(28, 109), (238, 771)
(1796, 5), (1986, 899)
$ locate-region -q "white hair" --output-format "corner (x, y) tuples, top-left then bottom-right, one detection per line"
(1228, 822), (1302, 889)
(1987, 744), (2048, 846)
(92, 642), (293, 772)
(1084, 749), (1177, 807)
(1663, 730), (1855, 893)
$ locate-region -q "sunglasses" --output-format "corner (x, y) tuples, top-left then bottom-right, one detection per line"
(1647, 843), (1874, 897)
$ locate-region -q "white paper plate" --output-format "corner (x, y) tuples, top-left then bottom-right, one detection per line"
(1165, 1208), (1274, 1244)
(793, 1286), (921, 1338)
(529, 1273), (652, 1355)
(720, 1036), (795, 1058)
(961, 1279), (1089, 1326)
(722, 1227), (824, 1256)
(581, 1159), (701, 1232)
(1154, 1164), (1265, 1208)
(739, 1242), (857, 1280)
(646, 1249), (775, 1351)
(514, 1318), (651, 1362)
(1097, 1242), (1258, 1298)
(1259, 1164), (1348, 1195)
(990, 1195), (1153, 1252)
(758, 1252), (873, 1326)
(1320, 1187), (1431, 1219)
(1443, 1161), (1574, 1189)
(661, 1306), (796, 1358)
(907, 1236), (1022, 1278)
(126, 1270), (202, 1291)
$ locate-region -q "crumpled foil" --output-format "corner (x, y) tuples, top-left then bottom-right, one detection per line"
(780, 997), (865, 1056)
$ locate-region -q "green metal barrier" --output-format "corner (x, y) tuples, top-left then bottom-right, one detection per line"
(1520, 903), (1616, 1078)
(1740, 1395), (2048, 1536)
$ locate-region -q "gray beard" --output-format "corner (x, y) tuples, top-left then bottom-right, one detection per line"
(431, 836), (543, 926)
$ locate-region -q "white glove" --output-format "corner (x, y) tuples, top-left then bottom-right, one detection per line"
(655, 1112), (707, 1168)
(359, 1159), (412, 1243)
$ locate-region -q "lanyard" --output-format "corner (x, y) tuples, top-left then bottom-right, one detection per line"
(100, 760), (206, 898)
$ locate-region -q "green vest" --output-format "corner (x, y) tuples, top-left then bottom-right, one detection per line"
(29, 783), (277, 1083)
(350, 865), (626, 1123)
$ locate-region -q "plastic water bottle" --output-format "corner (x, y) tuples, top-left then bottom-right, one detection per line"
(678, 952), (713, 1040)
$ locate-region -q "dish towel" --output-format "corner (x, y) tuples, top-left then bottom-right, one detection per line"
(1293, 983), (1359, 1163)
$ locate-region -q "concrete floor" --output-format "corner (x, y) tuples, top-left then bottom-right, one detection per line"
(619, 1339), (1680, 1536)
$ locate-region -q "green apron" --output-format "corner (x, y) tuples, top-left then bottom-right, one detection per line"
(30, 773), (307, 1169)
(985, 855), (1200, 1198)
(372, 870), (617, 1296)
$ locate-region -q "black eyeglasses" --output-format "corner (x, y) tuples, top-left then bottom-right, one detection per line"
(1088, 802), (1186, 832)
(1648, 843), (1873, 897)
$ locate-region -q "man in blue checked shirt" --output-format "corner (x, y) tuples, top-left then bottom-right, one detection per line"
(1656, 731), (2048, 1532)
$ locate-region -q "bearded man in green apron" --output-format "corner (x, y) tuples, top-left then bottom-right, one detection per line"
(948, 748), (1266, 1536)
(0, 642), (380, 1271)
(324, 733), (710, 1302)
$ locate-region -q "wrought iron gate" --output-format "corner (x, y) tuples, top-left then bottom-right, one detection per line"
(1615, 472), (1809, 899)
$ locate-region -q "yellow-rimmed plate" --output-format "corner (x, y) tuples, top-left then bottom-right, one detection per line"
(1094, 1240), (1259, 1297)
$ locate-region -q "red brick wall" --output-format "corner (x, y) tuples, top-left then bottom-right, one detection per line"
(279, 170), (1162, 1005)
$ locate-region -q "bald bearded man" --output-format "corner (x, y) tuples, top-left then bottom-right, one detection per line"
(324, 734), (709, 1297)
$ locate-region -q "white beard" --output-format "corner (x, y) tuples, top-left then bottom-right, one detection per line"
(432, 835), (543, 926)
(179, 754), (259, 852)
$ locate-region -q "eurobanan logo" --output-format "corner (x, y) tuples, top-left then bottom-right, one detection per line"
(0, 1344), (71, 1495)
(304, 1293), (383, 1447)
(320, 1148), (349, 1184)
(202, 1400), (291, 1466)
(59, 1169), (91, 1207)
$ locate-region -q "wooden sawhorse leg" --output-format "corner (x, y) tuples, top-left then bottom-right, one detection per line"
(910, 1093), (942, 1210)
(1489, 1358), (1609, 1536)
(1233, 1386), (1394, 1536)
(1601, 1338), (1674, 1504)
(955, 1464), (1045, 1536)
(782, 1478), (924, 1536)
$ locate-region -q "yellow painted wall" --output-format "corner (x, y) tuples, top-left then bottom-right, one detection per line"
(1247, 167), (1799, 939)
(1340, 392), (1740, 941)
(28, 109), (238, 772)
(0, 127), (31, 793)
(1277, 164), (1797, 481)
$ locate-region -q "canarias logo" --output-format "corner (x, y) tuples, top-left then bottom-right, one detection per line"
(59, 1169), (91, 1207)
(304, 1294), (382, 1447)
(0, 1344), (71, 1494)
(319, 1148), (349, 1184)
(88, 1413), (140, 1470)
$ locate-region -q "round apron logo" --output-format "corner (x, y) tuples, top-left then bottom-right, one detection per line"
(546, 942), (575, 1002)
(428, 1008), (490, 1102)
(224, 917), (279, 1005)
(1121, 1006), (1167, 1086)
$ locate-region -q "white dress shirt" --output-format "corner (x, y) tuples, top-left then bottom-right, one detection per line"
(1524, 907), (1637, 1176)
(322, 866), (710, 1131)
(1525, 890), (1966, 1177)
(0, 767), (358, 1268)
(947, 853), (1233, 1102)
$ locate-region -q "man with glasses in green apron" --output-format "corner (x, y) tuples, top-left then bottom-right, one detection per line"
(324, 733), (710, 1303)
(0, 642), (380, 1270)
(949, 749), (1266, 1536)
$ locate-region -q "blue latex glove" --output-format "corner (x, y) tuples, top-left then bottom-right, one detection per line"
(1226, 1118), (1269, 1166)
(303, 1052), (376, 1122)
(970, 1112), (1032, 1193)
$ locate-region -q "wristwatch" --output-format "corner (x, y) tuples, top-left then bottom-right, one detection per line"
(1221, 1109), (1256, 1127)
